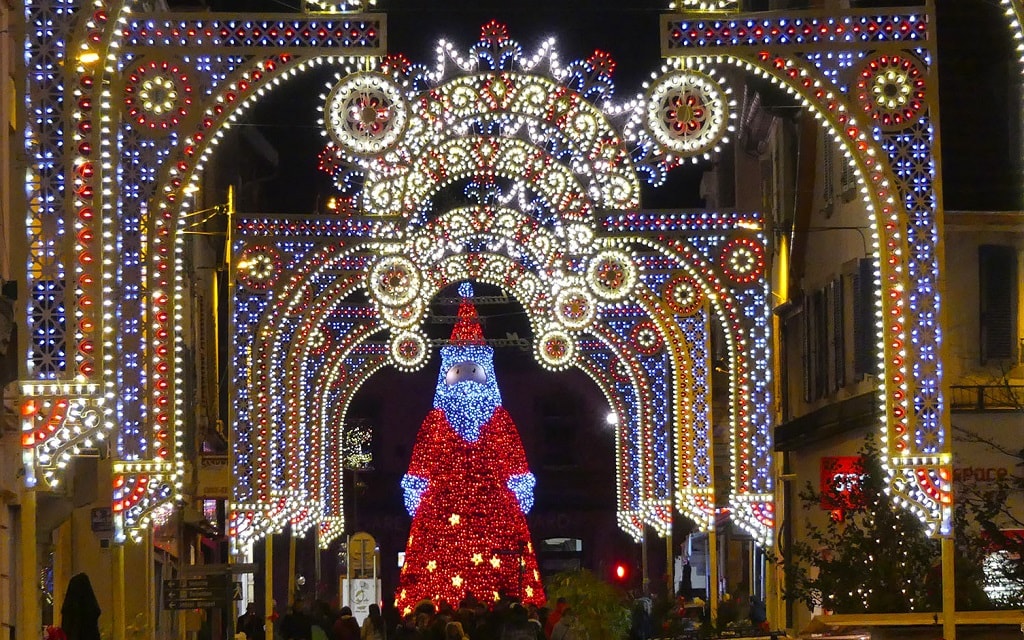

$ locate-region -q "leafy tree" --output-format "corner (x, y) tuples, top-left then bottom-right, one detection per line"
(780, 380), (1024, 613)
(545, 569), (631, 640)
(779, 436), (943, 613)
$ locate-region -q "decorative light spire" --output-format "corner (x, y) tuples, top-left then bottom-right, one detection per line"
(450, 282), (486, 346)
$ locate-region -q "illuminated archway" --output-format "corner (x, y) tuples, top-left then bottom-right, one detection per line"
(19, 0), (950, 557)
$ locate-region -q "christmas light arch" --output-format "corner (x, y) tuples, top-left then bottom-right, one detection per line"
(19, 0), (954, 553)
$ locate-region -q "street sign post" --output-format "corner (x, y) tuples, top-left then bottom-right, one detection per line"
(163, 576), (241, 610)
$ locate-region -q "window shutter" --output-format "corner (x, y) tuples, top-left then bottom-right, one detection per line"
(853, 258), (878, 377)
(802, 303), (812, 403)
(831, 278), (846, 390)
(978, 244), (1017, 363)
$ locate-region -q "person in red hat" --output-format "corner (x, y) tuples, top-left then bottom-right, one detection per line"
(395, 283), (545, 615)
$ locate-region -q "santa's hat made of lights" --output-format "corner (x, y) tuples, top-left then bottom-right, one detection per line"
(434, 282), (502, 405)
(449, 282), (487, 346)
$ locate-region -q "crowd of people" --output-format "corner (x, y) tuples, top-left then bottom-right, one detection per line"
(238, 595), (583, 640)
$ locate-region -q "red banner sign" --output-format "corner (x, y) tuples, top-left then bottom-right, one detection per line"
(820, 456), (865, 510)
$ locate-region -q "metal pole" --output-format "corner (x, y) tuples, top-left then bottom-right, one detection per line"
(641, 529), (649, 595)
(53, 519), (73, 625)
(314, 528), (321, 598)
(941, 536), (956, 640)
(112, 542), (126, 640)
(265, 535), (275, 640)
(17, 487), (39, 640)
(665, 529), (674, 598)
(708, 529), (719, 628)
(288, 530), (297, 605)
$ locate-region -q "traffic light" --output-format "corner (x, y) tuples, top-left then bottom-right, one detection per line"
(613, 562), (628, 582)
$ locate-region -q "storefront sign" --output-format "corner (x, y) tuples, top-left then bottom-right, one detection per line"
(196, 454), (231, 499)
(820, 456), (864, 510)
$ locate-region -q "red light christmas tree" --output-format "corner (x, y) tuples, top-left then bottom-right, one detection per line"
(395, 283), (545, 614)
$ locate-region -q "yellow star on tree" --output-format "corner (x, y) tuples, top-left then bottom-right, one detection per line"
(490, 556), (501, 569)
(492, 591), (501, 602)
(471, 553), (484, 566)
(452, 575), (464, 587)
(427, 560), (437, 573)
(524, 586), (534, 598)
(449, 513), (461, 526)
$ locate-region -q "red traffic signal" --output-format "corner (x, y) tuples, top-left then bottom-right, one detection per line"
(614, 563), (628, 581)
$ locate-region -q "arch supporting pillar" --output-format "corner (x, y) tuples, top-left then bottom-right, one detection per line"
(17, 487), (39, 640)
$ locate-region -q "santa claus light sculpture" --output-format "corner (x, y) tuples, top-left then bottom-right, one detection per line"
(395, 283), (546, 613)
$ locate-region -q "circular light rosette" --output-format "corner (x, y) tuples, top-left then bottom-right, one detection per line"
(237, 245), (281, 292)
(309, 327), (332, 356)
(369, 256), (420, 307)
(390, 329), (429, 371)
(855, 54), (925, 130)
(644, 69), (729, 159)
(586, 250), (638, 301)
(535, 327), (577, 371)
(719, 237), (765, 285)
(554, 287), (597, 331)
(609, 355), (631, 384)
(630, 320), (664, 357)
(380, 301), (425, 330)
(663, 273), (704, 317)
(124, 60), (194, 134)
(323, 73), (408, 158)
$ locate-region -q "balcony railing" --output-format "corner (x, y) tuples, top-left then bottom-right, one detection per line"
(949, 385), (1024, 412)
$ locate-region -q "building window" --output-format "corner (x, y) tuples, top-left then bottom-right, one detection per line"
(978, 244), (1018, 363)
(803, 272), (860, 402)
(852, 258), (879, 378)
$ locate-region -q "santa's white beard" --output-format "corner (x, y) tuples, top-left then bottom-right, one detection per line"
(435, 380), (499, 442)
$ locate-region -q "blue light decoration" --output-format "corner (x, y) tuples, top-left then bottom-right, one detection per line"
(507, 472), (536, 514)
(400, 474), (428, 516)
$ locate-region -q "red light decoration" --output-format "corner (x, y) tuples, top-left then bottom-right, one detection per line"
(396, 289), (544, 613)
(396, 408), (546, 613)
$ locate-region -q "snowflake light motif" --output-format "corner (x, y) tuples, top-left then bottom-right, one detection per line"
(391, 329), (429, 371)
(369, 256), (420, 307)
(554, 287), (596, 330)
(630, 320), (664, 356)
(535, 328), (576, 370)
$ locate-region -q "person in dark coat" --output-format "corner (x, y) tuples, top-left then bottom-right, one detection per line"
(61, 573), (101, 640)
(238, 603), (266, 640)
